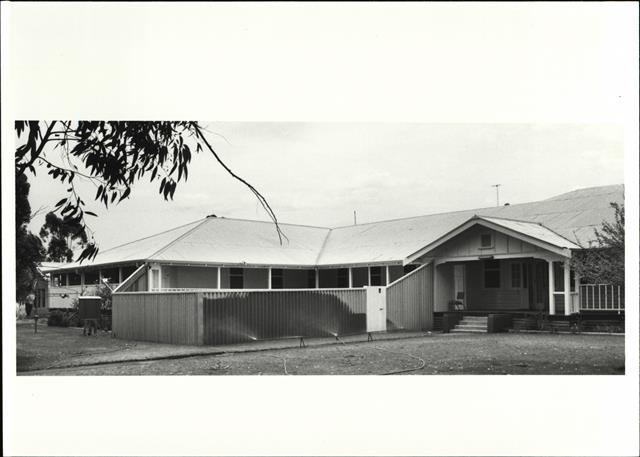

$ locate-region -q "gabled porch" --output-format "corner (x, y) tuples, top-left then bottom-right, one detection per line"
(432, 257), (580, 316)
(405, 215), (583, 317)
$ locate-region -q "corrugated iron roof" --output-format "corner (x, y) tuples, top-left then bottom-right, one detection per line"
(46, 184), (623, 271)
(477, 216), (580, 250)
(40, 261), (72, 270)
(314, 184), (622, 265)
(42, 219), (205, 272)
(152, 217), (330, 266)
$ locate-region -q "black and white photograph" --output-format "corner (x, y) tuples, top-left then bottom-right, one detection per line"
(14, 121), (626, 376)
(3, 2), (638, 456)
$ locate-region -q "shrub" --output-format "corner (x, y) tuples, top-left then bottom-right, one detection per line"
(47, 310), (68, 327)
(96, 284), (113, 311)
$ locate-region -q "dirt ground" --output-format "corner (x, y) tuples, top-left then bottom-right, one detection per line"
(16, 321), (625, 375)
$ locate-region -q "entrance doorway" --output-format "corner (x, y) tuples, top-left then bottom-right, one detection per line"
(453, 264), (466, 308)
(531, 260), (548, 311)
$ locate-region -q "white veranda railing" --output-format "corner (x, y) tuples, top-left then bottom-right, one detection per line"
(579, 284), (624, 311)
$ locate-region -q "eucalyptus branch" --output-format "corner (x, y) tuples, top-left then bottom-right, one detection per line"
(30, 205), (48, 219)
(37, 156), (124, 191)
(69, 180), (96, 241)
(17, 120), (57, 176)
(193, 123), (287, 244)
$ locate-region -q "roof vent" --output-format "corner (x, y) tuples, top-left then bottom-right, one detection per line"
(207, 214), (217, 218)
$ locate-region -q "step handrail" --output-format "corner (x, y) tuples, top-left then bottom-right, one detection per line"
(386, 261), (432, 289)
(113, 264), (147, 293)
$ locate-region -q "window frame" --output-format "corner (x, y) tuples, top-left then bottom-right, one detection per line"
(229, 268), (244, 289)
(480, 233), (494, 249)
(151, 268), (160, 291)
(370, 266), (383, 286)
(271, 268), (284, 289)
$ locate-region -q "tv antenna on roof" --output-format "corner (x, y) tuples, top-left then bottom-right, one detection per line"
(491, 184), (501, 206)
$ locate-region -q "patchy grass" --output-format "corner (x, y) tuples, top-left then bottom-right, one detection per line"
(17, 322), (624, 375)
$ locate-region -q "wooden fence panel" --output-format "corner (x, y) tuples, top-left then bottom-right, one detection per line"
(386, 263), (433, 331)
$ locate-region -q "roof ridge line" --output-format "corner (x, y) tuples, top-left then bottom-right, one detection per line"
(543, 184), (624, 201)
(329, 184), (623, 229)
(479, 215), (541, 224)
(211, 216), (331, 230)
(313, 228), (334, 264)
(147, 217), (211, 260)
(533, 221), (582, 248)
(96, 218), (205, 255)
(329, 203), (515, 229)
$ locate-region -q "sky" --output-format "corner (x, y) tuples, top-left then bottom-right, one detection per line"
(25, 122), (623, 251)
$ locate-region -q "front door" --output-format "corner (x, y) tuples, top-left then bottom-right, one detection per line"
(453, 264), (466, 307)
(532, 261), (548, 311)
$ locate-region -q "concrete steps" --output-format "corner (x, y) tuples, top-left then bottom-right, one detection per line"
(450, 316), (488, 334)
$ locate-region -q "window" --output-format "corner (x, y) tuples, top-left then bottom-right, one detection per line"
(68, 272), (81, 286)
(480, 233), (494, 248)
(351, 267), (369, 287)
(553, 262), (563, 292)
(370, 266), (383, 286)
(337, 268), (349, 288)
(511, 263), (521, 288)
(85, 270), (100, 285)
(552, 262), (576, 292)
(230, 268), (244, 289)
(151, 269), (160, 291)
(307, 269), (316, 288)
(522, 263), (528, 288)
(484, 260), (500, 288)
(271, 268), (284, 289)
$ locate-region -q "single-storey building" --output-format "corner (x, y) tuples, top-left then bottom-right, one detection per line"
(42, 184), (624, 322)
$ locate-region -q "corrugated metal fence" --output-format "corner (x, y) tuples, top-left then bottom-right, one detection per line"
(386, 263), (433, 331)
(113, 292), (202, 345)
(201, 289), (366, 345)
(112, 264), (435, 346)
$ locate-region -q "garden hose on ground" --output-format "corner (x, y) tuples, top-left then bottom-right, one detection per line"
(372, 345), (426, 375)
(335, 335), (426, 375)
(265, 354), (289, 375)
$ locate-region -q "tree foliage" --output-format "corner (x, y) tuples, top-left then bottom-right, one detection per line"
(15, 121), (282, 263)
(39, 212), (88, 262)
(571, 202), (625, 286)
(15, 173), (45, 303)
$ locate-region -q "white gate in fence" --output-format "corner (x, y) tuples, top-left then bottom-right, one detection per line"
(365, 286), (387, 332)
